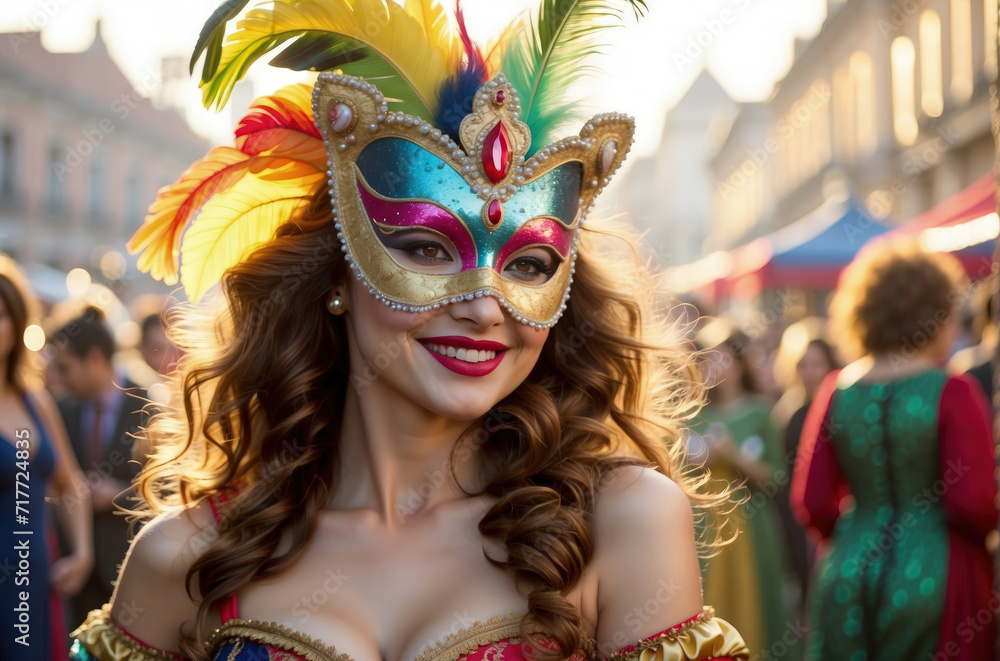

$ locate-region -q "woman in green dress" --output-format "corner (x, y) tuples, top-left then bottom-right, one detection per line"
(791, 240), (997, 660)
(692, 328), (795, 658)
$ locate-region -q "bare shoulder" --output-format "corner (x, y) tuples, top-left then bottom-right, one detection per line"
(592, 464), (704, 651)
(107, 499), (219, 651)
(593, 464), (694, 533)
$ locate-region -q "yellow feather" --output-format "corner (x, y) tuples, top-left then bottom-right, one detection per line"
(178, 168), (325, 303)
(482, 12), (526, 76)
(404, 0), (460, 69)
(209, 0), (460, 111)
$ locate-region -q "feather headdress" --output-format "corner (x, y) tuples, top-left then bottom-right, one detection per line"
(128, 0), (647, 309)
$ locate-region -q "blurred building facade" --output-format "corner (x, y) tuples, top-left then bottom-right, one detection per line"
(0, 24), (206, 288)
(713, 0), (996, 249)
(627, 0), (997, 264)
(619, 70), (737, 267)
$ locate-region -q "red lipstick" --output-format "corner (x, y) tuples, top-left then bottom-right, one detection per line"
(419, 336), (508, 377)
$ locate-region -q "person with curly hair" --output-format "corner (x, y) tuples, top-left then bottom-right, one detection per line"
(67, 2), (751, 660)
(791, 238), (997, 660)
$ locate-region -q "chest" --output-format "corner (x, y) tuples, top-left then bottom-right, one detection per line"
(224, 505), (596, 661)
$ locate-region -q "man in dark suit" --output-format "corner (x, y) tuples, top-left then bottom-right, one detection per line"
(48, 305), (150, 626)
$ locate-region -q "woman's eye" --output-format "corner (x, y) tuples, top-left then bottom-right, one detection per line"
(401, 240), (454, 263)
(504, 254), (558, 282)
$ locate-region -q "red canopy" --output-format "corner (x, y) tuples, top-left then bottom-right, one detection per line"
(891, 172), (995, 235)
(884, 172), (996, 278)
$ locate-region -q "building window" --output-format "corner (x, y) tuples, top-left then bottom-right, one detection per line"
(851, 52), (876, 155)
(891, 36), (918, 145)
(45, 145), (66, 217)
(833, 62), (854, 160)
(0, 130), (16, 205)
(125, 167), (144, 231)
(987, 0), (998, 79)
(919, 10), (943, 117)
(88, 150), (107, 225)
(950, 0), (973, 101)
(814, 82), (832, 167)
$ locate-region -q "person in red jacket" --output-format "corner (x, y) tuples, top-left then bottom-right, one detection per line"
(792, 238), (998, 661)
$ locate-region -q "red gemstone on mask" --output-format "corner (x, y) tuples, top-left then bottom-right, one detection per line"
(482, 121), (510, 183)
(494, 89), (506, 105)
(487, 199), (502, 225)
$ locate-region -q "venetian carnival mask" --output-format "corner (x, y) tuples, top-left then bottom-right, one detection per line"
(126, 0), (642, 328)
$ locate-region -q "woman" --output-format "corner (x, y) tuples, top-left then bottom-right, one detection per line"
(68, 2), (750, 660)
(690, 327), (792, 657)
(791, 239), (997, 660)
(0, 254), (93, 660)
(771, 319), (838, 604)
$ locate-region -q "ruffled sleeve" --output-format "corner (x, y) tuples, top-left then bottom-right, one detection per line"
(69, 602), (186, 660)
(601, 606), (749, 661)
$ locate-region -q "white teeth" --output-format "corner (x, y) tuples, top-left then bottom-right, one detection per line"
(426, 343), (498, 363)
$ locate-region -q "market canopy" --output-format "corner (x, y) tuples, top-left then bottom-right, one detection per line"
(667, 195), (892, 299)
(721, 195), (892, 297)
(883, 171), (996, 278)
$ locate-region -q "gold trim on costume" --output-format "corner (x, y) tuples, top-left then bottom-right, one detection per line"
(206, 611), (596, 661)
(412, 610), (595, 661)
(69, 602), (182, 660)
(602, 606), (750, 661)
(206, 619), (352, 661)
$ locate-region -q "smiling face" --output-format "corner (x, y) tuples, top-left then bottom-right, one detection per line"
(337, 253), (550, 421)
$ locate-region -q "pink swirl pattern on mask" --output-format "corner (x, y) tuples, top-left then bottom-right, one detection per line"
(358, 182), (477, 270)
(494, 218), (572, 272)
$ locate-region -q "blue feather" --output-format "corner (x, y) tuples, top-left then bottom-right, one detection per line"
(433, 1), (488, 142)
(433, 63), (487, 141)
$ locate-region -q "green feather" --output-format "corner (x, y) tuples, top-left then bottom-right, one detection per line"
(190, 0), (252, 80)
(270, 34), (431, 118)
(192, 2), (435, 118)
(502, 0), (647, 154)
(201, 30), (302, 110)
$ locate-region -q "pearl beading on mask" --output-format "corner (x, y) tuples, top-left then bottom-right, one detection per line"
(311, 71), (634, 329)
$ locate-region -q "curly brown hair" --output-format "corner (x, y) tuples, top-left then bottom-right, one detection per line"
(132, 188), (731, 660)
(829, 238), (968, 359)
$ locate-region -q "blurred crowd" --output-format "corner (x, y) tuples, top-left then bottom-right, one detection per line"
(0, 234), (998, 659)
(688, 239), (999, 660)
(0, 253), (181, 660)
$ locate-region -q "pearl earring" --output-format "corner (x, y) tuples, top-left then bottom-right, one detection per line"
(328, 297), (346, 315)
